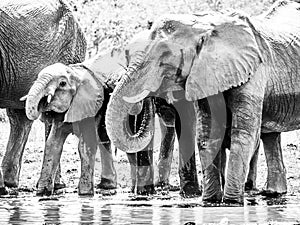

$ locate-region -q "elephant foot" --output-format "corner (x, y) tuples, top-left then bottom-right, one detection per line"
(222, 196), (244, 206)
(260, 189), (286, 198)
(201, 191), (223, 206)
(36, 178), (54, 196)
(78, 192), (94, 196)
(129, 185), (136, 193)
(179, 182), (202, 198)
(169, 184), (180, 192)
(137, 184), (155, 195)
(263, 172), (287, 197)
(4, 180), (18, 188)
(2, 158), (20, 188)
(36, 186), (53, 196)
(155, 181), (170, 195)
(96, 189), (117, 196)
(3, 178), (18, 188)
(96, 177), (117, 190)
(78, 180), (94, 196)
(244, 180), (260, 196)
(245, 180), (257, 192)
(0, 187), (8, 195)
(54, 182), (66, 191)
(155, 181), (180, 193)
(78, 188), (94, 196)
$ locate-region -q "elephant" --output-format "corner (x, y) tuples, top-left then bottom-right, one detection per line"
(104, 0), (297, 205)
(23, 44), (199, 196)
(0, 0), (86, 195)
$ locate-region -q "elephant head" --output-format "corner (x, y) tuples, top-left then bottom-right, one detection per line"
(106, 12), (263, 152)
(24, 31), (156, 153)
(24, 62), (105, 123)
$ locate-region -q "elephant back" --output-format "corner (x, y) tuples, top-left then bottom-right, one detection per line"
(0, 0), (86, 106)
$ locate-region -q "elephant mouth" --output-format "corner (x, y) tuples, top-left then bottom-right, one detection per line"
(123, 63), (185, 104)
(37, 94), (53, 113)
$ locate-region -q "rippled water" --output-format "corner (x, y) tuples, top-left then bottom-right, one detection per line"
(1, 191), (300, 224)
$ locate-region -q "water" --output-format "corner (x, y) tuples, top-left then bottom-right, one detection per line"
(1, 191), (300, 224)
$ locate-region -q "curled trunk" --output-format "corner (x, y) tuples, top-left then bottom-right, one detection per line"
(25, 73), (55, 120)
(105, 75), (155, 153)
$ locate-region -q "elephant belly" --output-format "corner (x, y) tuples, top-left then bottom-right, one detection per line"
(261, 120), (300, 133)
(261, 93), (300, 133)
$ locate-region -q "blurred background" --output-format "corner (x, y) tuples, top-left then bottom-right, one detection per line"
(67, 0), (276, 58)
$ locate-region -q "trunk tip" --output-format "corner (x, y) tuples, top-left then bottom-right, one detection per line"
(25, 104), (40, 121)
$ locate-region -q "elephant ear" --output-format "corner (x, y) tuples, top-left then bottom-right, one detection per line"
(185, 15), (262, 101)
(64, 68), (104, 123)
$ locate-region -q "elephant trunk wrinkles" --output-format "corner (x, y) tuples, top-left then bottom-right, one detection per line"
(105, 74), (155, 153)
(25, 73), (54, 120)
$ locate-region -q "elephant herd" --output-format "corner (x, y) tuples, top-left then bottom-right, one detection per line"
(0, 0), (299, 206)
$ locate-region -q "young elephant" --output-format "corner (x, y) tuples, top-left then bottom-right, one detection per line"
(0, 0), (86, 194)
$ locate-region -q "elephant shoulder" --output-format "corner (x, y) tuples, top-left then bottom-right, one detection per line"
(0, 0), (73, 27)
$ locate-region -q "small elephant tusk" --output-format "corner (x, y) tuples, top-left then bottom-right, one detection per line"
(47, 94), (52, 103)
(123, 90), (150, 103)
(20, 95), (27, 101)
(166, 91), (178, 104)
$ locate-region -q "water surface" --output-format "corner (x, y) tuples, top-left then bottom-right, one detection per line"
(0, 191), (300, 224)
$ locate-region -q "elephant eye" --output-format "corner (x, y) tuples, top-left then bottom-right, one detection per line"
(59, 81), (67, 88)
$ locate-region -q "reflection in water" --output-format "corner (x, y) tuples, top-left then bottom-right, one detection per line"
(0, 193), (300, 224)
(100, 205), (112, 224)
(43, 202), (61, 224)
(9, 202), (25, 224)
(80, 203), (94, 223)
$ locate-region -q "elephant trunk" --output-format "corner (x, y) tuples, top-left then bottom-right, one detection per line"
(25, 73), (56, 120)
(105, 74), (155, 153)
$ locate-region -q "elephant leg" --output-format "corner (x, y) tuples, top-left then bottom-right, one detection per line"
(2, 108), (33, 188)
(136, 110), (155, 195)
(36, 120), (71, 196)
(127, 153), (137, 193)
(155, 100), (176, 191)
(245, 142), (260, 192)
(97, 144), (117, 189)
(43, 115), (65, 191)
(0, 170), (8, 195)
(126, 115), (138, 193)
(223, 92), (263, 205)
(126, 150), (155, 195)
(136, 148), (154, 195)
(96, 112), (117, 190)
(261, 132), (287, 196)
(77, 118), (98, 195)
(127, 114), (155, 195)
(174, 99), (201, 198)
(196, 94), (229, 204)
(156, 126), (175, 190)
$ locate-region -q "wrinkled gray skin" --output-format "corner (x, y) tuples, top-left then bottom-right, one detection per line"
(105, 0), (297, 205)
(0, 0), (86, 195)
(24, 48), (189, 196)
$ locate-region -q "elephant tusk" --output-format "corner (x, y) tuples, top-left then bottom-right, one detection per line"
(123, 90), (151, 103)
(166, 91), (178, 104)
(47, 94), (52, 103)
(20, 95), (27, 101)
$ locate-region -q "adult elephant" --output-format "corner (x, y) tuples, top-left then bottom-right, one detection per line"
(105, 0), (296, 205)
(0, 0), (86, 194)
